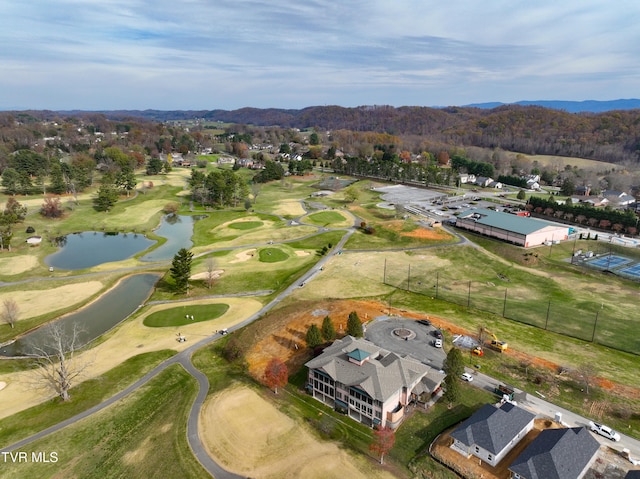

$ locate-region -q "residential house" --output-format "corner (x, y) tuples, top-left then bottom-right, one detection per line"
(575, 185), (591, 196)
(488, 180), (503, 189)
(509, 427), (600, 479)
(450, 402), (536, 467)
(526, 178), (540, 190)
(459, 173), (476, 184)
(475, 177), (494, 188)
(602, 190), (636, 207)
(580, 196), (609, 207)
(305, 336), (440, 429)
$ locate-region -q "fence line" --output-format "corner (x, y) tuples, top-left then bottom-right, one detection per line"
(383, 263), (637, 356)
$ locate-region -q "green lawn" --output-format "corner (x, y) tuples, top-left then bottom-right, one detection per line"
(0, 350), (175, 448)
(258, 247), (289, 262)
(0, 364), (208, 479)
(143, 303), (229, 327)
(305, 210), (348, 226)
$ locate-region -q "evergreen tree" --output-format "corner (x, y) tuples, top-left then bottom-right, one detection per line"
(146, 157), (163, 175)
(442, 347), (464, 406)
(115, 166), (137, 197)
(94, 183), (119, 212)
(170, 248), (193, 294)
(306, 324), (323, 348)
(442, 373), (461, 406)
(1, 168), (20, 195)
(444, 347), (464, 377)
(517, 189), (526, 200)
(346, 311), (363, 337)
(321, 316), (336, 342)
(49, 162), (67, 195)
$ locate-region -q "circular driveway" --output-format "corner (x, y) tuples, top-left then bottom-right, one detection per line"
(365, 317), (446, 369)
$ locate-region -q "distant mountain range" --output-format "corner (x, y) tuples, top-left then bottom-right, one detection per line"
(464, 99), (640, 113)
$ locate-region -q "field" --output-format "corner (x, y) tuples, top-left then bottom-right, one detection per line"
(199, 386), (397, 479)
(1, 167), (640, 477)
(0, 365), (208, 479)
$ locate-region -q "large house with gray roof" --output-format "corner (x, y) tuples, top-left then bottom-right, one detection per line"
(454, 208), (570, 247)
(305, 336), (442, 429)
(509, 427), (599, 479)
(450, 402), (536, 467)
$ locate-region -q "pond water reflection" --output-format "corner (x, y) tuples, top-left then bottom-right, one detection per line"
(0, 273), (159, 357)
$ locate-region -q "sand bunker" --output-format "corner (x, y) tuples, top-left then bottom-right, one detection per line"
(190, 270), (224, 280)
(229, 249), (256, 263)
(294, 250), (310, 257)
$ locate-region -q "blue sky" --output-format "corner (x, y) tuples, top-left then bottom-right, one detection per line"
(1, 1), (638, 110)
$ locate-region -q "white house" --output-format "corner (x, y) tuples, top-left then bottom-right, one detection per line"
(459, 174), (477, 184)
(450, 402), (536, 467)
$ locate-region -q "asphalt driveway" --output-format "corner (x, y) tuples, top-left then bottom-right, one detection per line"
(365, 317), (447, 369)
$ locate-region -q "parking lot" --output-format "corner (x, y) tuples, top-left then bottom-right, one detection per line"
(364, 317), (447, 369)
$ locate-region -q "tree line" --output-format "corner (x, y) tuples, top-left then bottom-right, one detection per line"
(527, 196), (639, 235)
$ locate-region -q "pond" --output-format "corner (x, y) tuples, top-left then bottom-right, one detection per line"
(0, 273), (159, 357)
(140, 214), (197, 262)
(45, 231), (155, 270)
(44, 214), (199, 270)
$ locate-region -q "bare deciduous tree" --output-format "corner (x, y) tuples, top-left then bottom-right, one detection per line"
(2, 299), (19, 329)
(28, 323), (90, 402)
(205, 257), (218, 289)
(577, 362), (597, 395)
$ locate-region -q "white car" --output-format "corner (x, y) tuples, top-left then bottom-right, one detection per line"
(433, 338), (443, 348)
(589, 421), (621, 441)
(461, 372), (474, 382)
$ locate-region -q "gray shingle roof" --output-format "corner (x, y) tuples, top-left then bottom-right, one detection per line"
(509, 427), (600, 479)
(457, 208), (564, 236)
(305, 336), (431, 402)
(625, 471), (640, 479)
(450, 402), (536, 455)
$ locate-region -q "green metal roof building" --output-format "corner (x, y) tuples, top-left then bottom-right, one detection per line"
(455, 209), (570, 247)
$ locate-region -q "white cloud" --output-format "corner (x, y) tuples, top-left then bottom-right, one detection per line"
(0, 0), (638, 109)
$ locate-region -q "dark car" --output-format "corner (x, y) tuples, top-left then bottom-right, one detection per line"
(432, 330), (443, 339)
(417, 319), (431, 326)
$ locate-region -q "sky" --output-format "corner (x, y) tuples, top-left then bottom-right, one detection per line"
(1, 0), (639, 111)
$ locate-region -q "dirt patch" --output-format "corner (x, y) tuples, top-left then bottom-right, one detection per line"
(229, 249), (256, 263)
(198, 385), (396, 479)
(385, 220), (454, 241)
(246, 299), (423, 380)
(244, 298), (640, 403)
(294, 250), (310, 257)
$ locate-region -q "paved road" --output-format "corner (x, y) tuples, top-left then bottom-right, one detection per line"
(463, 368), (640, 459)
(3, 202), (639, 475)
(0, 226), (356, 478)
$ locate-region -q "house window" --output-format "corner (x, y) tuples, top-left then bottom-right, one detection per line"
(475, 446), (480, 454)
(487, 454), (493, 462)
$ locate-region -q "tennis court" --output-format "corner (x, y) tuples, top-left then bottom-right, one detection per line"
(586, 254), (632, 269)
(618, 262), (640, 278)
